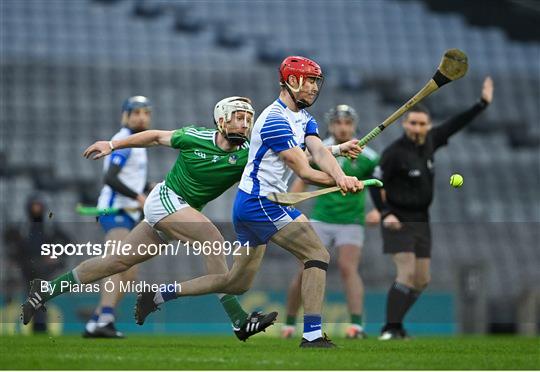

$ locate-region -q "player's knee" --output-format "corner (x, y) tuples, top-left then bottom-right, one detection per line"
(415, 273), (431, 290)
(397, 270), (416, 287)
(309, 247), (330, 264)
(225, 281), (251, 295)
(338, 259), (357, 279)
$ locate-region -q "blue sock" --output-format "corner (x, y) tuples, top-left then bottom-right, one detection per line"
(90, 313), (99, 322)
(101, 306), (114, 315)
(97, 306), (115, 325)
(303, 314), (322, 341)
(161, 285), (178, 302)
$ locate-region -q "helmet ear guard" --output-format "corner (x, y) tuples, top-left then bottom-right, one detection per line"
(213, 96), (255, 146)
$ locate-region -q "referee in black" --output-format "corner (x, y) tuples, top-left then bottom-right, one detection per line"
(371, 77), (494, 339)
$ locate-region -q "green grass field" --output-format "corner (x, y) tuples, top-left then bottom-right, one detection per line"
(0, 335), (538, 370)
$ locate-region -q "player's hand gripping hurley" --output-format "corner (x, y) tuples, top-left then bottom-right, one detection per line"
(358, 48), (468, 146)
(267, 179), (383, 206)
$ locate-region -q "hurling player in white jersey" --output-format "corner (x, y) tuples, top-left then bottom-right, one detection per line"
(233, 56), (364, 348)
(84, 96), (151, 338)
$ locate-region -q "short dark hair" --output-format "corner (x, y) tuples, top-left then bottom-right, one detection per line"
(403, 103), (431, 121)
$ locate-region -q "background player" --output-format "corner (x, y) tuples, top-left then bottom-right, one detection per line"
(22, 97), (277, 341)
(83, 96), (152, 338)
(373, 77), (494, 340)
(281, 104), (379, 339)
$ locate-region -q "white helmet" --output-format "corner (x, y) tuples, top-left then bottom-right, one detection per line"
(213, 96), (255, 145)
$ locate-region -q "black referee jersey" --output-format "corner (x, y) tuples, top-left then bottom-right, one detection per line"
(377, 100), (489, 221)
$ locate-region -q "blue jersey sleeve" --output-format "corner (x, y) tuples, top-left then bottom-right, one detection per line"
(260, 117), (298, 153)
(305, 116), (319, 137)
(109, 148), (131, 168)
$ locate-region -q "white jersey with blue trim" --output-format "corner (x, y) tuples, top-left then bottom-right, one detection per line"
(97, 127), (147, 220)
(239, 98), (319, 196)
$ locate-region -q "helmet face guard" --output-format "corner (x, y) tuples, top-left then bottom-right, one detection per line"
(121, 95), (152, 130)
(279, 56), (324, 109)
(326, 104), (358, 125)
(123, 95), (152, 114)
(213, 96), (255, 146)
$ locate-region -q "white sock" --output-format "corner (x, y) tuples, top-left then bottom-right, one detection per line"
(85, 319), (97, 333)
(153, 291), (164, 305)
(302, 329), (322, 341)
(97, 312), (115, 327)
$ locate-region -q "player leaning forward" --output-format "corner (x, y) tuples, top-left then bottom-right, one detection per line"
(137, 56), (365, 348)
(21, 96), (278, 341)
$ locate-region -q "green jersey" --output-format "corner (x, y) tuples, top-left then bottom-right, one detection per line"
(310, 138), (379, 225)
(165, 126), (249, 211)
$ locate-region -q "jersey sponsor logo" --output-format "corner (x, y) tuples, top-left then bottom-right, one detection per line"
(194, 149), (207, 159)
(212, 155), (221, 163)
(408, 169), (421, 177)
(228, 154), (238, 164)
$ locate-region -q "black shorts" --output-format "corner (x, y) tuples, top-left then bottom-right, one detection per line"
(381, 221), (431, 258)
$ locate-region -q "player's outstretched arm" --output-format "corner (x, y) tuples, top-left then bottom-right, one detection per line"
(334, 139), (362, 159)
(83, 130), (174, 160)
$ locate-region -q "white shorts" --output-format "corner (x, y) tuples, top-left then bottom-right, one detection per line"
(143, 181), (190, 227)
(310, 220), (365, 249)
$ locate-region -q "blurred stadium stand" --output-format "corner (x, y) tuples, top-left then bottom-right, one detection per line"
(1, 0), (539, 332)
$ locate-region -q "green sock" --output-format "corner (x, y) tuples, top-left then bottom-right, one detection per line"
(286, 315), (296, 326)
(45, 270), (79, 301)
(351, 314), (362, 326)
(219, 295), (248, 328)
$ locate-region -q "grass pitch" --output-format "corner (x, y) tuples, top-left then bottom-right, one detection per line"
(0, 335), (538, 370)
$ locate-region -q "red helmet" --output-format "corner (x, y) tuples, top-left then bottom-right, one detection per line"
(279, 56), (323, 109)
(279, 56), (323, 84)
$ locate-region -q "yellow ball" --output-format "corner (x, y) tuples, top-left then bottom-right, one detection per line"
(450, 174), (464, 188)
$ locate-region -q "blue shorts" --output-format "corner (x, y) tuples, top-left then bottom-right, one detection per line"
(98, 212), (136, 233)
(233, 189), (302, 246)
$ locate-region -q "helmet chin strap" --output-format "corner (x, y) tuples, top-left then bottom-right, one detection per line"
(284, 76), (312, 110)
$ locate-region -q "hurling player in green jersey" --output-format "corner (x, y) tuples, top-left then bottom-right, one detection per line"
(22, 97), (278, 341)
(281, 105), (380, 340)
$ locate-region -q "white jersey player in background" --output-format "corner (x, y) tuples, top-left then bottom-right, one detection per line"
(84, 96), (152, 338)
